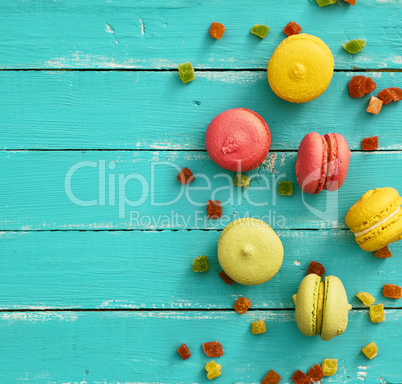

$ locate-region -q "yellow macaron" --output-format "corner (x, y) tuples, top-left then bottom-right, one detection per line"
(345, 187), (402, 252)
(267, 34), (334, 103)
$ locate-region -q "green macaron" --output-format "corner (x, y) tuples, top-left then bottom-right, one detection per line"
(294, 274), (352, 341)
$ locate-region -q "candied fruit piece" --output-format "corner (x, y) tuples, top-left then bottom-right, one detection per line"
(262, 369), (281, 384)
(344, 0), (356, 4)
(369, 304), (385, 323)
(383, 284), (402, 299)
(218, 271), (234, 285)
(308, 364), (324, 382)
(203, 341), (224, 357)
(192, 255), (209, 272)
(389, 87), (402, 101)
(251, 24), (270, 39)
(292, 370), (310, 384)
(234, 173), (251, 188)
(322, 359), (338, 376)
(234, 297), (252, 314)
(365, 77), (377, 94)
(366, 96), (383, 114)
(361, 136), (378, 151)
(207, 200), (222, 219)
(178, 62), (194, 84)
(316, 0), (337, 6)
(374, 245), (392, 258)
(278, 181), (293, 196)
(209, 22), (225, 39)
(343, 39), (366, 54)
(362, 342), (378, 359)
(207, 367), (222, 380)
(177, 167), (195, 184)
(307, 261), (325, 278)
(378, 88), (395, 105)
(251, 319), (266, 334)
(283, 21), (302, 37)
(349, 76), (367, 98)
(177, 343), (191, 360)
(205, 361), (221, 372)
(356, 292), (375, 306)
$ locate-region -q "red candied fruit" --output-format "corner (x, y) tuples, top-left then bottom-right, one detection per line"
(292, 370), (310, 384)
(383, 284), (402, 299)
(234, 297), (252, 314)
(203, 341), (224, 357)
(283, 21), (302, 37)
(365, 77), (377, 94)
(177, 343), (191, 360)
(177, 167), (195, 185)
(207, 200), (222, 219)
(378, 88), (395, 105)
(209, 22), (225, 39)
(262, 369), (281, 384)
(361, 136), (378, 151)
(374, 245), (392, 258)
(218, 271), (234, 285)
(307, 261), (326, 278)
(308, 364), (324, 382)
(344, 0), (356, 4)
(349, 76), (367, 98)
(389, 87), (402, 101)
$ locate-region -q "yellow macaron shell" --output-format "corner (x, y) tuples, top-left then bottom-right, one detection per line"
(345, 188), (402, 252)
(218, 218), (284, 285)
(268, 34), (334, 103)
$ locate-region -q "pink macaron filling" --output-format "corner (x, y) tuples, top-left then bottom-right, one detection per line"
(205, 108), (271, 172)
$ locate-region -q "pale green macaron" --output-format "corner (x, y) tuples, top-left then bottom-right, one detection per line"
(218, 218), (284, 285)
(294, 274), (352, 341)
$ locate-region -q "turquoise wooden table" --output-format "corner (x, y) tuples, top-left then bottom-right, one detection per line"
(0, 1), (401, 383)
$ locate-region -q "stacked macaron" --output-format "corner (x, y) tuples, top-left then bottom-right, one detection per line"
(296, 132), (351, 194)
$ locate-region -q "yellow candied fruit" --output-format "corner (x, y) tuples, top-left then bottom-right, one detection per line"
(322, 359), (338, 376)
(369, 304), (385, 323)
(205, 361), (221, 372)
(207, 367), (222, 380)
(362, 342), (378, 359)
(251, 319), (266, 334)
(356, 292), (375, 306)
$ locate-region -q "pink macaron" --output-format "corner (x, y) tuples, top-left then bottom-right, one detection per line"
(205, 108), (271, 172)
(296, 132), (351, 194)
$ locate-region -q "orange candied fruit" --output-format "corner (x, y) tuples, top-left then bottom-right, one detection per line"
(283, 21), (302, 37)
(383, 284), (402, 299)
(262, 369), (281, 384)
(389, 87), (402, 101)
(234, 297), (252, 314)
(292, 370), (310, 384)
(209, 22), (225, 39)
(366, 96), (383, 114)
(307, 261), (326, 278)
(308, 364), (324, 382)
(203, 341), (224, 357)
(378, 88), (395, 105)
(218, 271), (234, 285)
(361, 136), (378, 151)
(349, 76), (376, 98)
(177, 167), (195, 185)
(177, 343), (191, 360)
(374, 246), (392, 258)
(207, 200), (222, 219)
(344, 0), (356, 4)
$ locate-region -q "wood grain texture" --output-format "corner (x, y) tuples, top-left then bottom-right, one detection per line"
(1, 150), (402, 230)
(0, 71), (401, 150)
(0, 0), (401, 70)
(0, 230), (400, 310)
(0, 310), (400, 383)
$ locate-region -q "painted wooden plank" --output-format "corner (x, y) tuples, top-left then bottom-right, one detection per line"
(1, 150), (401, 230)
(0, 0), (401, 70)
(0, 310), (400, 383)
(0, 230), (400, 310)
(0, 71), (401, 150)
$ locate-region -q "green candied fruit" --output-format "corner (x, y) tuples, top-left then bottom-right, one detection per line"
(369, 303), (385, 323)
(343, 39), (366, 54)
(251, 319), (266, 334)
(316, 0), (337, 6)
(233, 174), (251, 188)
(278, 181), (293, 196)
(192, 255), (209, 272)
(362, 342), (378, 360)
(322, 359), (338, 376)
(251, 24), (270, 39)
(178, 62), (195, 84)
(356, 292), (375, 306)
